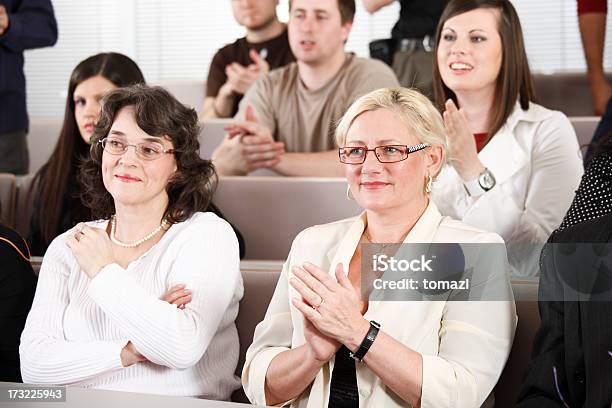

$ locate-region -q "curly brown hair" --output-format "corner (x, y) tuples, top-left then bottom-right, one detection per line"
(79, 84), (217, 223)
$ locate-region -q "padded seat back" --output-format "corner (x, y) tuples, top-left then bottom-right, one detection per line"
(0, 173), (17, 227)
(14, 174), (37, 238)
(494, 280), (541, 407)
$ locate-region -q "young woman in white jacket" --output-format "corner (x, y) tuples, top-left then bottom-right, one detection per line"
(431, 0), (583, 277)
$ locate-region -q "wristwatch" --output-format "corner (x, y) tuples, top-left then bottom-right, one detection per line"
(463, 168), (496, 197)
(350, 320), (381, 362)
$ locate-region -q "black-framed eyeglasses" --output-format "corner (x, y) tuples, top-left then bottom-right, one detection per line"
(338, 143), (429, 164)
(99, 137), (175, 161)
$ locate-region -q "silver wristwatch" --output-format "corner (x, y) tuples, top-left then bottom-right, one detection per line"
(463, 168), (496, 197)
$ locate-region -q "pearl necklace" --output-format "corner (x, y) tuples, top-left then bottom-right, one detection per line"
(110, 215), (168, 248)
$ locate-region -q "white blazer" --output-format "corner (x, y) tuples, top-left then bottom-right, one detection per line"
(242, 203), (516, 408)
(432, 102), (583, 277)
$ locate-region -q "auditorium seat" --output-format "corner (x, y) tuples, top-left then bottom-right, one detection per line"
(32, 258), (42, 274)
(494, 280), (540, 407)
(153, 80), (205, 112)
(533, 72), (612, 116)
(232, 265), (282, 403)
(570, 116), (600, 150)
(214, 177), (363, 260)
(155, 75), (611, 117)
(27, 117), (63, 174)
(0, 173), (17, 227)
(14, 174), (36, 238)
(199, 118), (232, 159)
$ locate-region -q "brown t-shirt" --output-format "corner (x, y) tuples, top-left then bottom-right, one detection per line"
(235, 54), (400, 152)
(206, 28), (295, 116)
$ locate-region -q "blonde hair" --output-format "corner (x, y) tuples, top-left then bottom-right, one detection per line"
(335, 87), (448, 169)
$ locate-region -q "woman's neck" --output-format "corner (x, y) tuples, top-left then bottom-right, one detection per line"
(364, 199), (429, 243)
(455, 87), (496, 134)
(113, 200), (168, 243)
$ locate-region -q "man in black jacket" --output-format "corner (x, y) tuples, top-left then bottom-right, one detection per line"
(0, 0), (57, 174)
(362, 0), (448, 98)
(517, 214), (612, 407)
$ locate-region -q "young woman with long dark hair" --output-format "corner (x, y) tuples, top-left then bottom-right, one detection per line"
(29, 53), (145, 256)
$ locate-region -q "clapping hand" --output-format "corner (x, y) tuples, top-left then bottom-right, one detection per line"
(290, 263), (369, 357)
(213, 105), (284, 175)
(442, 99), (485, 181)
(220, 49), (270, 96)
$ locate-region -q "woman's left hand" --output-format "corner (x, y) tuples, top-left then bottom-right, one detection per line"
(443, 99), (486, 181)
(290, 263), (370, 351)
(66, 223), (116, 279)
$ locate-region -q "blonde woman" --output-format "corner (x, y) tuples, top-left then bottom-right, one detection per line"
(242, 88), (516, 408)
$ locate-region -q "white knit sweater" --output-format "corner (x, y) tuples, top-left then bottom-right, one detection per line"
(19, 212), (243, 400)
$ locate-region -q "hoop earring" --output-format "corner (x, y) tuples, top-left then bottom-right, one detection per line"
(346, 185), (354, 200)
(425, 175), (433, 195)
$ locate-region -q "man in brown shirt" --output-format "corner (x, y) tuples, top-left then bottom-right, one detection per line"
(212, 0), (400, 177)
(201, 0), (295, 119)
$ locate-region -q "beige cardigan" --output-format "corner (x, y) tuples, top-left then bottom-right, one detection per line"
(242, 203), (517, 408)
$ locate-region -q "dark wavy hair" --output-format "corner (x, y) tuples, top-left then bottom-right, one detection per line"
(433, 0), (536, 141)
(585, 129), (612, 165)
(79, 84), (216, 223)
(31, 52), (145, 250)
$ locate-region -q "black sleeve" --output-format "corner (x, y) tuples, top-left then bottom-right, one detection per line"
(206, 49), (228, 98)
(516, 236), (571, 407)
(0, 0), (58, 53)
(0, 226), (37, 382)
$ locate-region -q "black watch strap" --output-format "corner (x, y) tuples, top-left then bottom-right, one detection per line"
(349, 320), (381, 362)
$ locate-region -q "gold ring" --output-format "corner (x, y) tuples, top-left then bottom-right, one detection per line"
(74, 223), (85, 241)
(313, 297), (325, 310)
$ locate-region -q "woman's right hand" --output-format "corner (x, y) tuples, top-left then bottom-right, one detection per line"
(303, 317), (341, 363)
(443, 99), (485, 181)
(161, 284), (192, 309)
(120, 341), (146, 367)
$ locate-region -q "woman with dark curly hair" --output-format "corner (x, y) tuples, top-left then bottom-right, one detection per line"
(20, 85), (243, 400)
(28, 52), (245, 258)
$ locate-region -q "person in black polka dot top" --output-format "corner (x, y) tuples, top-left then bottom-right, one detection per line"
(559, 95), (612, 231)
(558, 146), (612, 231)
